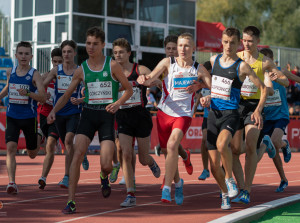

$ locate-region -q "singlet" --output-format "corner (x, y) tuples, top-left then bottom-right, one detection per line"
(7, 66), (38, 119)
(158, 57), (199, 118)
(118, 63), (147, 109)
(201, 88), (210, 118)
(39, 80), (55, 117)
(54, 64), (82, 116)
(238, 51), (264, 100)
(264, 67), (289, 120)
(82, 56), (119, 108)
(210, 54), (243, 110)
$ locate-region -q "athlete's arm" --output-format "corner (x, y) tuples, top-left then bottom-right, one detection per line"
(0, 69), (10, 100)
(28, 71), (47, 104)
(198, 64), (212, 90)
(108, 60), (133, 114)
(47, 67), (83, 124)
(264, 72), (274, 96)
(281, 67), (300, 83)
(264, 58), (289, 87)
(43, 67), (58, 88)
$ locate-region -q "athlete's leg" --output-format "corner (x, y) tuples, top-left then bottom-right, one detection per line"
(178, 144), (187, 159)
(100, 140), (115, 177)
(201, 129), (209, 170)
(137, 136), (154, 167)
(41, 136), (57, 178)
(6, 142), (18, 183)
(64, 132), (75, 176)
(217, 129), (233, 180)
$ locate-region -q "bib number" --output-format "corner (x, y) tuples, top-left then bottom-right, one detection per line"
(9, 83), (29, 104)
(265, 89), (282, 107)
(88, 81), (113, 104)
(119, 86), (141, 107)
(241, 76), (258, 97)
(211, 76), (232, 100)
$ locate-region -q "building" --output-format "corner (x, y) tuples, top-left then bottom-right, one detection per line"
(11, 0), (196, 73)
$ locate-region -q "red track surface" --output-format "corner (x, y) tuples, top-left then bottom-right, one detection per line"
(0, 153), (299, 222)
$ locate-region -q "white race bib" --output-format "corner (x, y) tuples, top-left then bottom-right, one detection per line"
(57, 75), (73, 93)
(173, 71), (198, 100)
(211, 76), (232, 100)
(87, 81), (113, 104)
(119, 86), (141, 107)
(46, 87), (55, 105)
(265, 89), (282, 107)
(241, 76), (258, 97)
(9, 83), (29, 104)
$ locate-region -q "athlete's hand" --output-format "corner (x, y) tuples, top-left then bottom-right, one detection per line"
(47, 110), (56, 124)
(137, 75), (149, 85)
(269, 72), (278, 81)
(186, 80), (204, 94)
(70, 97), (83, 105)
(17, 88), (28, 96)
(200, 95), (211, 107)
(251, 111), (263, 130)
(81, 87), (85, 97)
(106, 102), (120, 114)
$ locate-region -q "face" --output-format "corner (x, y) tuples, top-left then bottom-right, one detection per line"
(177, 37), (195, 59)
(242, 33), (259, 52)
(52, 56), (63, 67)
(86, 36), (105, 57)
(15, 46), (32, 66)
(113, 46), (130, 64)
(165, 42), (178, 57)
(222, 34), (240, 55)
(62, 45), (76, 63)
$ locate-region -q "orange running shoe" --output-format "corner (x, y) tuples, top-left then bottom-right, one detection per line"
(183, 149), (193, 175)
(160, 177), (165, 190)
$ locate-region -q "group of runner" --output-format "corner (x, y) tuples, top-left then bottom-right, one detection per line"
(1, 24), (298, 213)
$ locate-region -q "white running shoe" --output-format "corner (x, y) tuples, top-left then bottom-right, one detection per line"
(120, 195), (136, 207)
(119, 176), (126, 185)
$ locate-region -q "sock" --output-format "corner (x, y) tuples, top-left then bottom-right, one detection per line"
(41, 176), (46, 181)
(127, 191), (135, 197)
(9, 181), (15, 184)
(175, 179), (182, 188)
(163, 185), (171, 192)
(222, 192), (228, 197)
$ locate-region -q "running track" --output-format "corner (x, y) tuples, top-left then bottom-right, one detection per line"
(0, 153), (299, 222)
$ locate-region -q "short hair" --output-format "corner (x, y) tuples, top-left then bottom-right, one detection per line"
(222, 27), (240, 41)
(16, 41), (32, 53)
(86, 26), (105, 43)
(51, 48), (62, 58)
(60, 40), (77, 51)
(112, 38), (131, 52)
(164, 35), (178, 47)
(243, 26), (260, 38)
(178, 32), (194, 43)
(203, 61), (212, 71)
(260, 48), (273, 60)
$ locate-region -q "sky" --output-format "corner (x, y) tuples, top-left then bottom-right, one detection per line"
(0, 0), (11, 16)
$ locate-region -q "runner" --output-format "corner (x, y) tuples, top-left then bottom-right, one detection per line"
(138, 33), (211, 205)
(47, 26), (132, 214)
(43, 40), (82, 189)
(231, 26), (286, 204)
(0, 41), (46, 194)
(204, 28), (265, 210)
(113, 38), (161, 207)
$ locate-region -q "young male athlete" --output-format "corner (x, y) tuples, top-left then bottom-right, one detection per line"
(203, 28), (266, 210)
(138, 33), (211, 205)
(113, 38), (161, 207)
(0, 41), (46, 194)
(43, 40), (82, 189)
(231, 26), (286, 204)
(47, 27), (132, 214)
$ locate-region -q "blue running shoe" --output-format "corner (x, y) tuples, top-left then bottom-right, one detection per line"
(82, 154), (89, 171)
(150, 160), (161, 178)
(198, 169), (210, 180)
(62, 200), (76, 214)
(161, 188), (171, 203)
(58, 175), (69, 189)
(100, 173), (111, 198)
(221, 194), (231, 210)
(276, 180), (288, 192)
(231, 190), (244, 203)
(109, 163), (120, 183)
(225, 177), (238, 198)
(175, 179), (184, 205)
(239, 190), (250, 204)
(282, 140), (291, 163)
(263, 135), (276, 159)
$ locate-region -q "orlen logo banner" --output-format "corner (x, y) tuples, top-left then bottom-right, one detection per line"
(287, 120), (300, 147)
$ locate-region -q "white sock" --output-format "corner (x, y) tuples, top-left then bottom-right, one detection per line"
(163, 185), (171, 192)
(175, 179), (182, 188)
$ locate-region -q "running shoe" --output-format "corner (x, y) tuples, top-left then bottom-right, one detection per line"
(175, 179), (184, 205)
(119, 176), (126, 185)
(120, 195), (136, 207)
(150, 160), (161, 178)
(58, 175), (69, 189)
(100, 173), (111, 198)
(6, 183), (18, 194)
(239, 190), (250, 204)
(183, 149), (193, 175)
(282, 139), (291, 163)
(82, 154), (89, 171)
(62, 200), (76, 214)
(231, 189), (244, 203)
(221, 194), (231, 210)
(154, 144), (161, 157)
(161, 188), (171, 203)
(276, 180), (288, 192)
(38, 177), (46, 190)
(263, 135), (276, 159)
(160, 177), (165, 190)
(109, 163), (120, 183)
(225, 177), (238, 198)
(198, 169), (210, 180)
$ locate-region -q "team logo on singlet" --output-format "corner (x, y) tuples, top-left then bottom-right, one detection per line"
(26, 76), (30, 80)
(103, 71), (108, 77)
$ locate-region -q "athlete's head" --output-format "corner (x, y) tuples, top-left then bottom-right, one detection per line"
(222, 28), (240, 55)
(164, 35), (178, 57)
(260, 48), (273, 60)
(177, 32), (195, 59)
(85, 27), (106, 57)
(112, 38), (131, 64)
(86, 26), (105, 43)
(242, 26), (260, 51)
(15, 41), (33, 65)
(60, 40), (77, 63)
(51, 48), (63, 67)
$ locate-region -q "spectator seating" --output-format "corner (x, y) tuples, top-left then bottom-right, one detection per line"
(0, 47), (5, 56)
(0, 70), (7, 80)
(2, 58), (13, 68)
